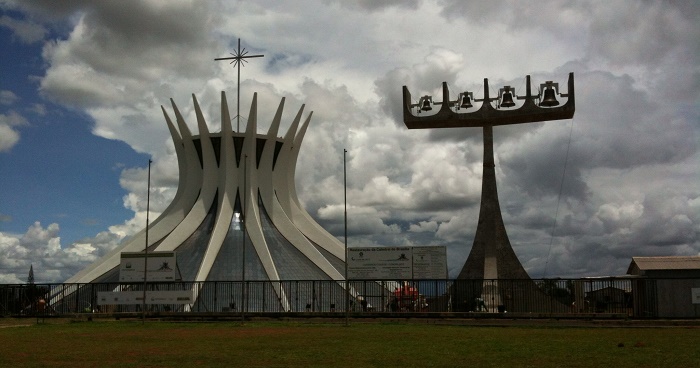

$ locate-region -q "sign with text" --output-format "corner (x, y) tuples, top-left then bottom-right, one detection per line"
(347, 247), (412, 279)
(347, 246), (447, 279)
(119, 252), (178, 282)
(97, 290), (194, 305)
(411, 246), (448, 279)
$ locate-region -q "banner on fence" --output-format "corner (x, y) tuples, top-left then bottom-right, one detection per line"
(119, 252), (179, 282)
(347, 246), (447, 279)
(97, 290), (194, 305)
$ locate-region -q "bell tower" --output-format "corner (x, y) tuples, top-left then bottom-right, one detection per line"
(403, 73), (575, 311)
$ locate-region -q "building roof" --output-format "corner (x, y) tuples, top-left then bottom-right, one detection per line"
(627, 256), (700, 275)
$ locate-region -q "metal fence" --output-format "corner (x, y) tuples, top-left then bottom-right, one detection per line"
(2, 277), (696, 318)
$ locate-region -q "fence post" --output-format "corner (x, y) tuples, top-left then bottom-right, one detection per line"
(262, 281), (267, 312)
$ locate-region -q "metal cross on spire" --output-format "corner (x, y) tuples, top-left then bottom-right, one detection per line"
(215, 38), (264, 132)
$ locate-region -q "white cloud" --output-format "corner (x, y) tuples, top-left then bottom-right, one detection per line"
(29, 103), (46, 115)
(0, 92), (27, 153)
(0, 90), (18, 105)
(435, 212), (475, 242)
(0, 123), (20, 152)
(409, 220), (438, 233)
(0, 110), (27, 152)
(0, 14), (46, 43)
(0, 231), (27, 268)
(0, 222), (123, 283)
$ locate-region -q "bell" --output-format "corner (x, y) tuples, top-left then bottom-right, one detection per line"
(421, 96), (432, 111)
(540, 86), (559, 107)
(460, 93), (472, 109)
(500, 89), (515, 108)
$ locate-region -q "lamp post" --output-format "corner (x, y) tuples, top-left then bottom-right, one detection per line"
(142, 159), (152, 324)
(241, 153), (247, 320)
(344, 148), (349, 326)
(403, 73), (575, 310)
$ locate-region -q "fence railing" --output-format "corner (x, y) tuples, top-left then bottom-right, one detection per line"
(2, 277), (695, 318)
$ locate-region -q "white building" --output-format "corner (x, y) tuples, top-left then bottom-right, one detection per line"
(66, 92), (348, 311)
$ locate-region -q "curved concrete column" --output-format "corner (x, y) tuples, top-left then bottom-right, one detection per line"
(262, 106), (344, 279)
(286, 113), (345, 260)
(194, 91), (236, 282)
(65, 100), (201, 283)
(257, 99), (284, 218)
(241, 94), (281, 284)
(156, 95), (219, 251)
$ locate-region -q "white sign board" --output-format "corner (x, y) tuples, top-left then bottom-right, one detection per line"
(119, 252), (178, 282)
(97, 290), (194, 305)
(412, 246), (448, 279)
(347, 247), (413, 279)
(692, 288), (700, 304)
(347, 246), (447, 279)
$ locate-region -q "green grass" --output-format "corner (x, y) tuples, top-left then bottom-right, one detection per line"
(0, 319), (698, 367)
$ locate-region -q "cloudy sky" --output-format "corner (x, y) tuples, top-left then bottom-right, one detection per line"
(0, 1), (698, 283)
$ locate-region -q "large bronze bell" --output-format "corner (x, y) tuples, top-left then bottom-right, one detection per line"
(460, 93), (473, 109)
(500, 87), (515, 108)
(540, 86), (559, 107)
(421, 96), (432, 111)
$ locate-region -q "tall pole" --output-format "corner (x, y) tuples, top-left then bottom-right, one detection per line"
(142, 159), (152, 324)
(344, 149), (349, 326)
(241, 154), (247, 321)
(215, 40), (262, 316)
(236, 38), (241, 132)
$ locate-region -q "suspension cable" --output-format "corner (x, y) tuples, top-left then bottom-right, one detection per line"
(542, 116), (575, 278)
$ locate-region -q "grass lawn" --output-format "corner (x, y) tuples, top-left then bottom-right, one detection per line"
(0, 319), (698, 367)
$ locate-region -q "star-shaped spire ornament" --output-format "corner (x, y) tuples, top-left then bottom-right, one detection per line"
(215, 38), (264, 132)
